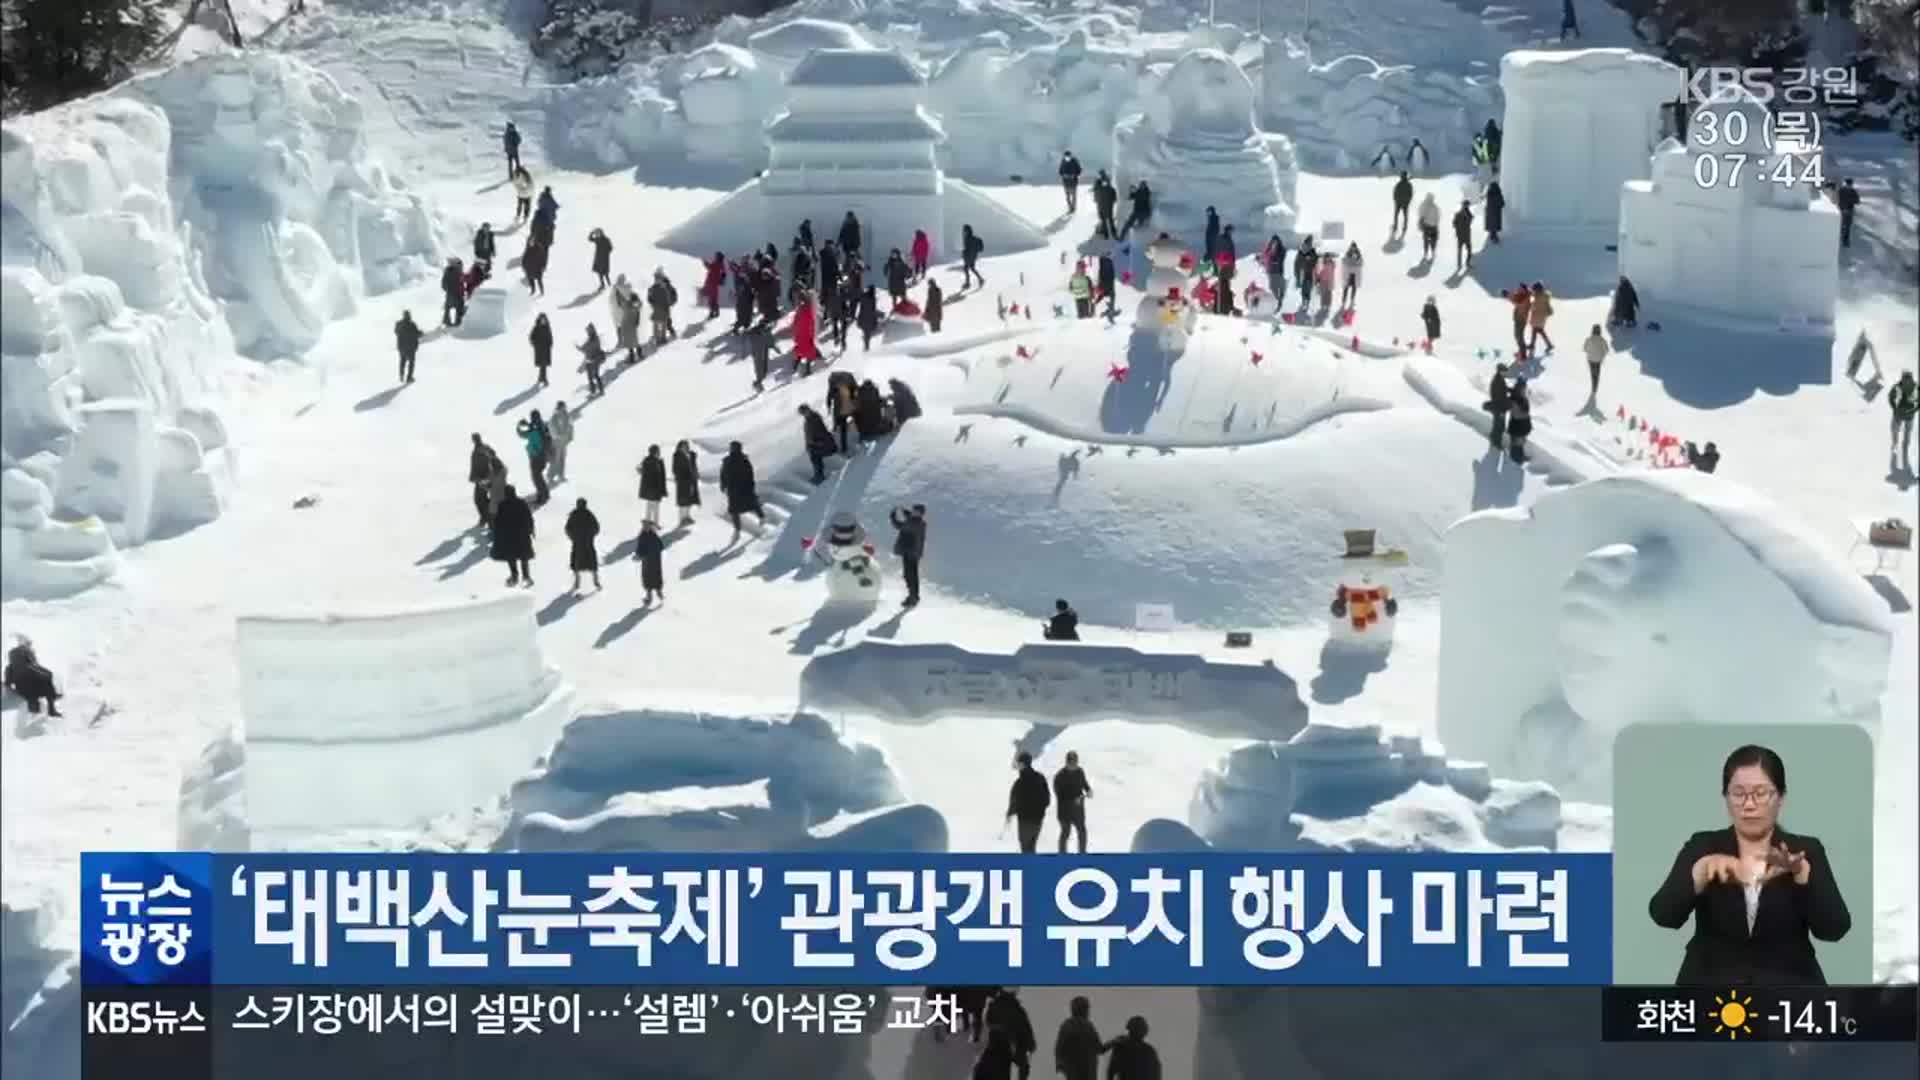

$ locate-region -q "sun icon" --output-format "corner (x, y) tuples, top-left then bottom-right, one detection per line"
(1713, 991), (1755, 1039)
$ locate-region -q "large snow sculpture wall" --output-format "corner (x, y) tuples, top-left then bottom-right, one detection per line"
(234, 593), (574, 843)
(1619, 90), (1839, 332)
(1437, 471), (1892, 804)
(1, 100), (233, 598)
(1499, 49), (1681, 235)
(126, 52), (445, 356)
(1115, 49), (1298, 243)
(1262, 36), (1499, 173)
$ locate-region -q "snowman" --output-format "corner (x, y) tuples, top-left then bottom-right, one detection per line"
(804, 511), (884, 606)
(1327, 578), (1398, 651)
(1135, 234), (1198, 353)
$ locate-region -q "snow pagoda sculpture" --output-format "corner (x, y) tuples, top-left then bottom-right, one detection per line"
(1617, 87), (1838, 333)
(660, 47), (1046, 261)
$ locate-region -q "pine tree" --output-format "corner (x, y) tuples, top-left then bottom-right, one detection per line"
(0, 0), (167, 115)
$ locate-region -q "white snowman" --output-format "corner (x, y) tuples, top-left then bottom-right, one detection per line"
(1327, 578), (1398, 651)
(806, 511), (883, 606)
(1135, 234), (1198, 352)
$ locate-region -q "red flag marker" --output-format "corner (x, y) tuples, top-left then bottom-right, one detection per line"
(1350, 335), (1361, 350)
(800, 537), (814, 551)
(1422, 339), (1433, 354)
(1281, 312), (1295, 325)
(1250, 351), (1263, 366)
(1107, 363), (1129, 383)
(1121, 270), (1133, 284)
(1015, 345), (1030, 359)
(1616, 404), (1626, 419)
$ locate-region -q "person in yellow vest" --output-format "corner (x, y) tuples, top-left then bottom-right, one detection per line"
(1068, 261), (1094, 319)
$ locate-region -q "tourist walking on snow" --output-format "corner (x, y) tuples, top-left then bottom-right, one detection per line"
(1507, 380), (1534, 464)
(522, 238), (548, 296)
(503, 121), (522, 176)
(1508, 282), (1533, 357)
(1835, 178), (1860, 248)
(1053, 997), (1103, 1080)
(1204, 206), (1222, 262)
(960, 224), (985, 290)
(1391, 171), (1414, 236)
(1123, 180), (1153, 238)
(529, 312), (554, 386)
(791, 286), (821, 375)
(394, 310), (422, 383)
(647, 270), (678, 345)
(637, 444), (667, 526)
(516, 409), (552, 505)
(838, 211), (863, 262)
(799, 404), (838, 485)
(473, 223), (496, 271)
(1313, 253), (1336, 313)
(1891, 371), (1919, 467)
(1484, 180), (1506, 244)
(1007, 751), (1050, 853)
(890, 503), (926, 607)
(1093, 170), (1120, 238)
(1421, 295), (1442, 341)
(1294, 236), (1317, 309)
(547, 400), (573, 484)
(441, 257), (466, 326)
(635, 519), (666, 605)
(885, 248), (911, 306)
(1610, 276), (1641, 328)
(1262, 235), (1287, 300)
(511, 166), (534, 223)
(578, 323), (607, 397)
(492, 485), (536, 587)
(468, 433), (497, 527)
(702, 251), (726, 319)
(1528, 282), (1556, 354)
(671, 440), (700, 526)
(925, 276), (945, 333)
(1417, 192), (1441, 261)
(1340, 243), (1364, 310)
(1097, 250), (1117, 318)
(1059, 150), (1082, 212)
(748, 319), (772, 391)
(589, 228), (613, 290)
(565, 497), (601, 592)
(911, 229), (931, 281)
(1452, 200), (1475, 269)
(1053, 750), (1092, 853)
(1069, 261), (1094, 318)
(719, 441), (764, 536)
(613, 277), (643, 364)
(1486, 363), (1513, 450)
(857, 285), (881, 351)
(1583, 324), (1609, 396)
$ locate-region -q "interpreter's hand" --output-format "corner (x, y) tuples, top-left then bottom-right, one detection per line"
(1765, 844), (1812, 886)
(1692, 853), (1744, 892)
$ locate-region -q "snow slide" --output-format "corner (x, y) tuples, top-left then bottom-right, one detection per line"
(1439, 469), (1895, 804)
(233, 593), (574, 845)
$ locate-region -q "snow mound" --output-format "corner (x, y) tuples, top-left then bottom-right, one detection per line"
(123, 51), (446, 354)
(798, 641), (1308, 741)
(1189, 720), (1561, 852)
(1439, 470), (1894, 804)
(950, 314), (1406, 447)
(506, 707), (944, 854)
(233, 593), (573, 845)
(1115, 49), (1299, 240)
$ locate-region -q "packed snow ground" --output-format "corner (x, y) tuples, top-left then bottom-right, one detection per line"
(2, 2), (1917, 1078)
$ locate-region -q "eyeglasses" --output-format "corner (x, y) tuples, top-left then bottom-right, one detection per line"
(1726, 788), (1778, 806)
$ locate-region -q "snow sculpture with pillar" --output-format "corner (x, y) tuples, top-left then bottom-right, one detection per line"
(1618, 88), (1839, 333)
(1499, 49), (1682, 237)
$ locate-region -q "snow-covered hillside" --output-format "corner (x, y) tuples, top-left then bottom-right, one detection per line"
(1, 3), (1916, 1079)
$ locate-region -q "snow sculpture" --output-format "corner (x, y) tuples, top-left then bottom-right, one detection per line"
(233, 593), (574, 843)
(1261, 37), (1499, 174)
(1114, 48), (1299, 246)
(455, 284), (512, 338)
(1438, 471), (1893, 803)
(678, 43), (780, 170)
(807, 511), (882, 606)
(743, 18), (872, 71)
(1499, 49), (1682, 235)
(1136, 234), (1198, 351)
(1618, 89), (1838, 333)
(659, 47), (1047, 260)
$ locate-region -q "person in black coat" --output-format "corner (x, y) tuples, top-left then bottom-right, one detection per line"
(884, 249), (911, 306)
(982, 989), (1037, 1076)
(1058, 150), (1082, 212)
(1484, 180), (1506, 244)
(491, 485), (535, 587)
(1609, 275), (1640, 328)
(1203, 206), (1221, 262)
(827, 370), (858, 452)
(819, 242), (842, 310)
(1485, 363), (1512, 450)
(855, 379), (890, 442)
(790, 242), (815, 303)
(522, 240), (548, 296)
(564, 497), (601, 591)
(503, 121), (521, 175)
(1007, 751), (1051, 852)
(440, 258), (465, 325)
(972, 1025), (1019, 1080)
(635, 519), (666, 604)
(1648, 744), (1850, 985)
(838, 211), (862, 261)
(798, 218), (815, 254)
(394, 310), (422, 383)
(924, 277), (944, 333)
(718, 441), (764, 536)
(856, 286), (880, 351)
(4, 637), (61, 717)
(1092, 170), (1119, 238)
(733, 263), (757, 334)
(1293, 237), (1317, 309)
(1121, 180), (1152, 238)
(960, 225), (984, 290)
(1052, 750), (1092, 854)
(1505, 380), (1533, 464)
(528, 313), (554, 385)
(1106, 1017), (1161, 1080)
(1451, 201), (1475, 269)
(799, 404), (838, 484)
(1053, 996), (1103, 1080)
(754, 262), (781, 323)
(474, 223), (496, 270)
(589, 228), (613, 290)
(1684, 440), (1721, 474)
(1096, 252), (1117, 318)
(1043, 599), (1079, 641)
(889, 503), (925, 606)
(637, 444), (667, 526)
(1834, 178), (1859, 247)
(887, 378), (921, 425)
(1390, 171), (1414, 235)
(1420, 296), (1441, 342)
(468, 433), (496, 527)
(670, 439), (700, 526)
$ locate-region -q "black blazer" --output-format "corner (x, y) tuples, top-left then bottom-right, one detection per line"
(1647, 827), (1850, 986)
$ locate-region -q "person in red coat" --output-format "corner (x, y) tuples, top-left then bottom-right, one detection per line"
(701, 252), (727, 319)
(910, 229), (931, 280)
(791, 287), (821, 376)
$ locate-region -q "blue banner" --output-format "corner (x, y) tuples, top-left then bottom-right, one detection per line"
(81, 852), (1611, 986)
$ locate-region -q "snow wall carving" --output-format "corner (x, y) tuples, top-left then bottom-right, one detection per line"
(234, 593), (574, 843)
(1437, 470), (1892, 804)
(0, 52), (445, 601)
(798, 641), (1309, 742)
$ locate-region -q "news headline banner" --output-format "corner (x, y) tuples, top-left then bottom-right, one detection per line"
(82, 852), (1611, 987)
